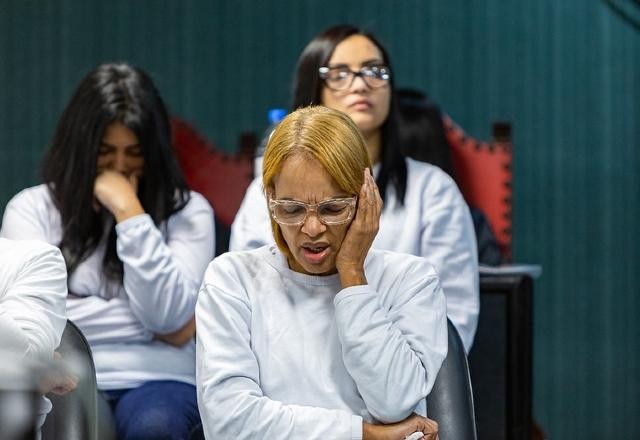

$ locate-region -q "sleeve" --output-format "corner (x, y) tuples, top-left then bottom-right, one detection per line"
(334, 258), (448, 423)
(420, 172), (479, 352)
(0, 243), (67, 361)
(0, 188), (52, 242)
(229, 177), (273, 251)
(116, 193), (215, 333)
(196, 259), (362, 440)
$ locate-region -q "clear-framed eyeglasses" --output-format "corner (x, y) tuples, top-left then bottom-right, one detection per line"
(269, 197), (357, 226)
(318, 65), (391, 91)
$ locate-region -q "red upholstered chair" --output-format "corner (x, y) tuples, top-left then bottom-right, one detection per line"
(442, 116), (513, 261)
(171, 118), (254, 254)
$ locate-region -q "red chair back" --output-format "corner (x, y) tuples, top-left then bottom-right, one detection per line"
(443, 116), (513, 261)
(171, 117), (253, 227)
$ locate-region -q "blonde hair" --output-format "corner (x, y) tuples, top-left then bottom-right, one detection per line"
(262, 106), (371, 257)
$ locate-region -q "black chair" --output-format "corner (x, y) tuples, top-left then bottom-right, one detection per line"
(469, 273), (535, 440)
(41, 320), (116, 440)
(427, 319), (478, 440)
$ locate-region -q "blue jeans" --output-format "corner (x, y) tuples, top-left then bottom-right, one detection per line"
(103, 380), (203, 440)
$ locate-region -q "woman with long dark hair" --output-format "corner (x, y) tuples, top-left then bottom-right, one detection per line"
(230, 24), (479, 352)
(1, 62), (215, 439)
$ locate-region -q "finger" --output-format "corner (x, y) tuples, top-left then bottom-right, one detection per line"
(128, 170), (142, 191)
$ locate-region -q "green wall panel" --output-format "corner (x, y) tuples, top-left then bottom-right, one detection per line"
(1, 0), (639, 437)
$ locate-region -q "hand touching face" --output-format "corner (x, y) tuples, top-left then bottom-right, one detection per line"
(93, 122), (145, 222)
(335, 168), (383, 287)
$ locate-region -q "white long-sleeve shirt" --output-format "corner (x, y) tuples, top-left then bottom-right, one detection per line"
(0, 237), (68, 430)
(230, 158), (479, 351)
(196, 245), (448, 440)
(1, 184), (215, 389)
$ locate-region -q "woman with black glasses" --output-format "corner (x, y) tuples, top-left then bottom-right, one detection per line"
(198, 105), (445, 440)
(230, 24), (479, 352)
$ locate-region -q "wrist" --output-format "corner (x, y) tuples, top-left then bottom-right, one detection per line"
(113, 201), (145, 223)
(338, 265), (367, 288)
(362, 422), (374, 440)
(362, 422), (380, 440)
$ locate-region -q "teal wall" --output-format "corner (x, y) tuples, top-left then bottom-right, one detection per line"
(1, 1), (639, 437)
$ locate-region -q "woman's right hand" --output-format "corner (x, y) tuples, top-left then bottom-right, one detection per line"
(94, 170), (144, 222)
(363, 413), (439, 440)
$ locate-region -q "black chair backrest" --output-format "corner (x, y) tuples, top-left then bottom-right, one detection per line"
(41, 320), (98, 440)
(426, 319), (477, 440)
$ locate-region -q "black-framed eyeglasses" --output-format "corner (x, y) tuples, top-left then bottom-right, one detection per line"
(318, 65), (391, 91)
(269, 197), (357, 226)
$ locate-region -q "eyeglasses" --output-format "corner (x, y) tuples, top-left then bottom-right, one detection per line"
(269, 197), (357, 226)
(319, 65), (391, 91)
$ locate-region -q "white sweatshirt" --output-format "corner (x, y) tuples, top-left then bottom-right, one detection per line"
(230, 158), (479, 351)
(0, 237), (68, 430)
(196, 245), (448, 440)
(1, 184), (215, 389)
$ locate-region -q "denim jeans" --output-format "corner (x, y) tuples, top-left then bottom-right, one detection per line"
(103, 380), (203, 440)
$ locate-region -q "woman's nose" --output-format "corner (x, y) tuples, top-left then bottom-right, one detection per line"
(113, 152), (129, 173)
(349, 73), (369, 92)
(301, 212), (326, 237)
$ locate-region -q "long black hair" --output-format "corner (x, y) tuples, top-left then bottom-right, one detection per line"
(42, 62), (190, 281)
(396, 87), (455, 177)
(291, 24), (407, 204)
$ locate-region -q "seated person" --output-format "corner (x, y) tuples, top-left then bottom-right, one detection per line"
(1, 63), (215, 440)
(196, 106), (446, 440)
(396, 87), (504, 266)
(0, 238), (73, 434)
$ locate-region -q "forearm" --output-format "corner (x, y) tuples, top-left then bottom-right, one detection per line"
(0, 243), (68, 359)
(335, 287), (430, 422)
(0, 308), (32, 357)
(155, 316), (195, 346)
(199, 386), (360, 440)
(116, 212), (212, 333)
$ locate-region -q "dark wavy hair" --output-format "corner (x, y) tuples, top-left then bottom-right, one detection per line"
(396, 87), (455, 177)
(291, 24), (407, 204)
(42, 62), (190, 281)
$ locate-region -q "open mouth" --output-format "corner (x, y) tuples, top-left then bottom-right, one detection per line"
(301, 244), (330, 264)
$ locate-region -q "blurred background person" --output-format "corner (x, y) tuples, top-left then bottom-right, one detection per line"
(0, 237), (72, 437)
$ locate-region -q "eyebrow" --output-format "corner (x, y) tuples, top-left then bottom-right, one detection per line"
(327, 58), (385, 68)
(275, 195), (352, 203)
(99, 142), (142, 149)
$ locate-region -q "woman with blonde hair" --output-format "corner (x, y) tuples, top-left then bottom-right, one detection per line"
(197, 106), (445, 440)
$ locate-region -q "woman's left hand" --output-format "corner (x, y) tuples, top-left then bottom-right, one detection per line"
(336, 168), (383, 287)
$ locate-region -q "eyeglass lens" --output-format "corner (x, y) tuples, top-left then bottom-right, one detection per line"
(319, 66), (390, 91)
(271, 198), (355, 225)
